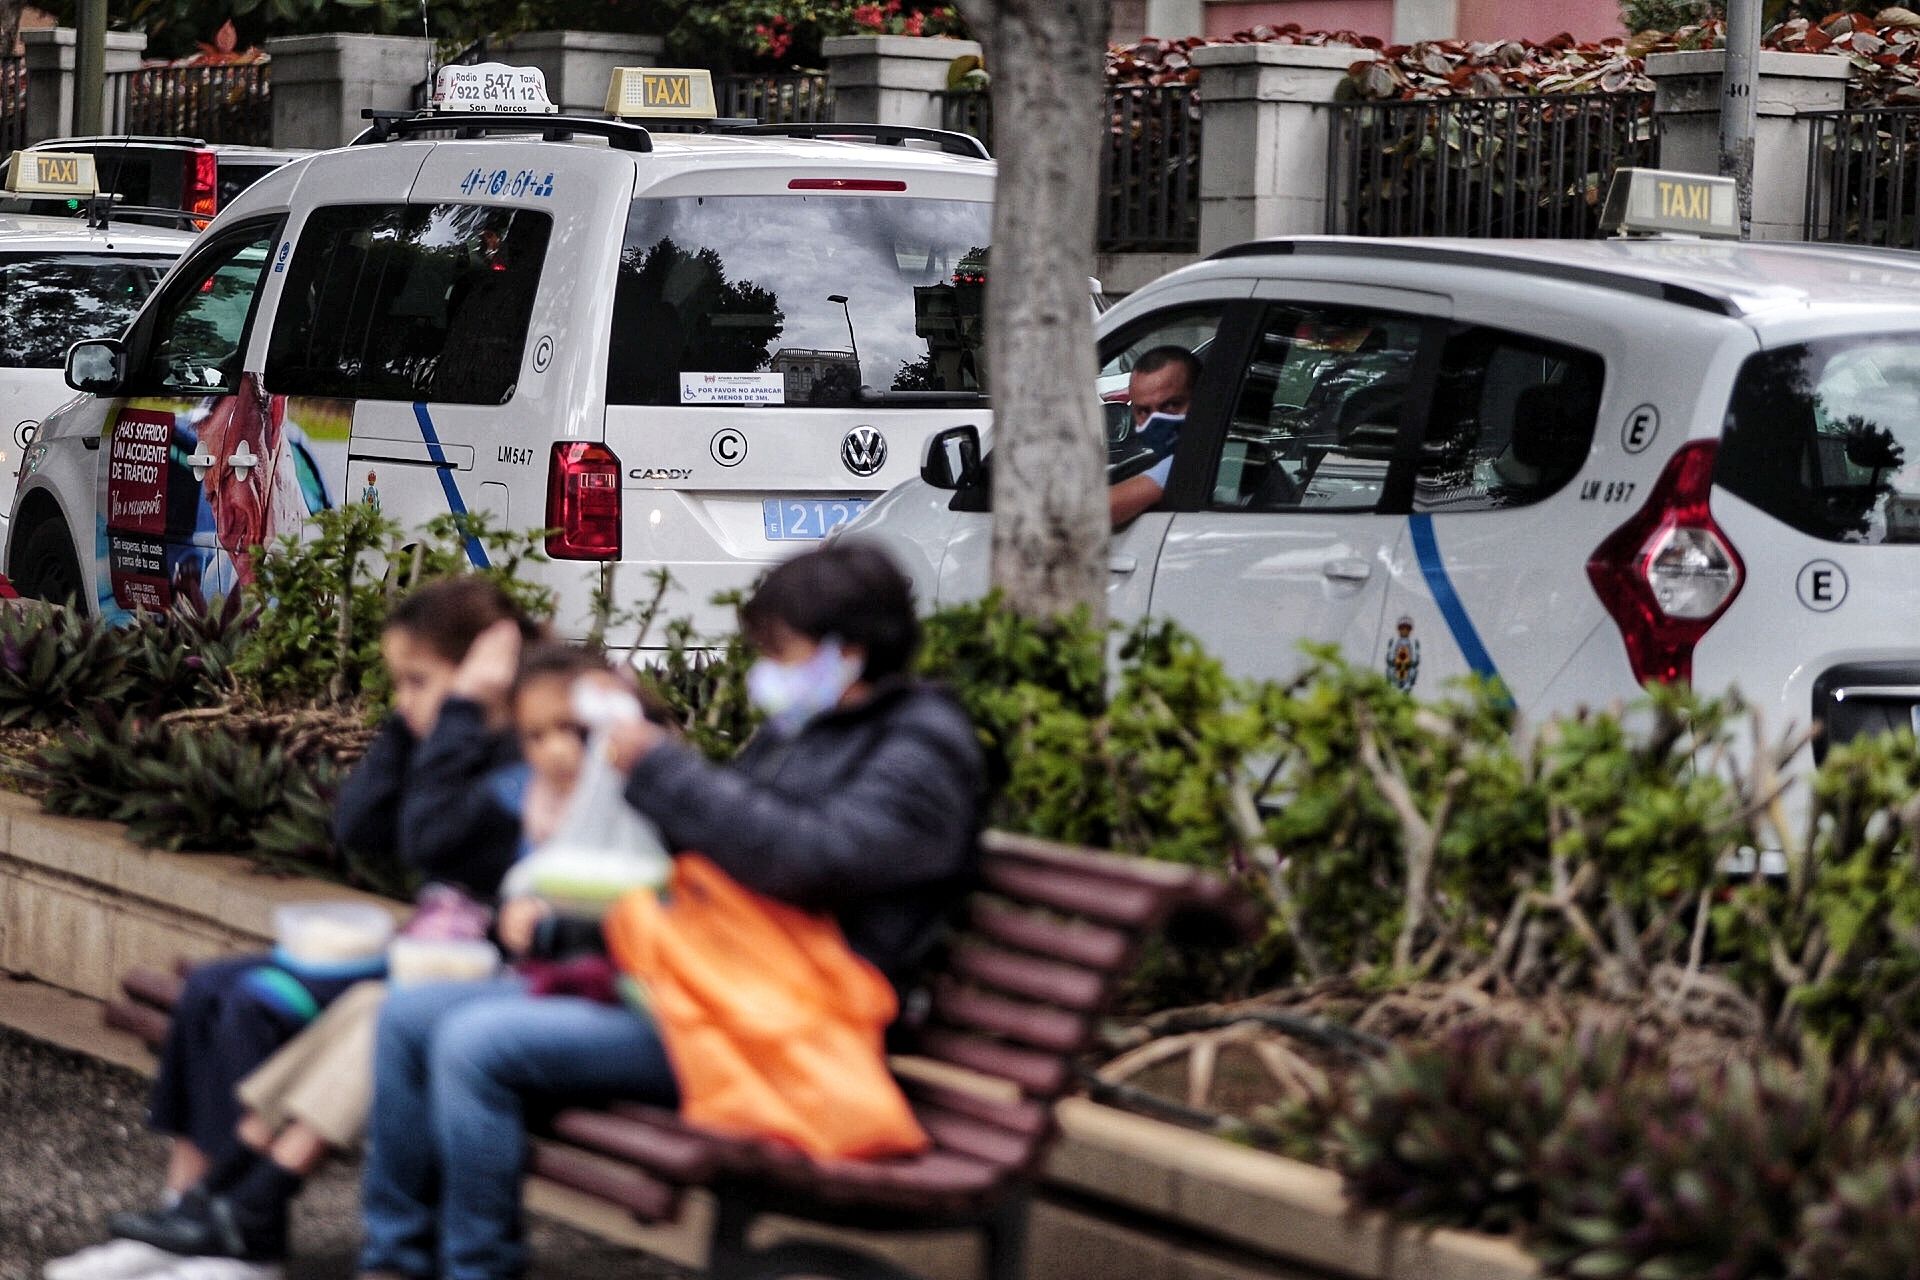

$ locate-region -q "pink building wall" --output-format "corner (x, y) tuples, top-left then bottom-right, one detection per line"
(1203, 0), (1393, 38)
(1199, 0), (1626, 42)
(1457, 0), (1625, 42)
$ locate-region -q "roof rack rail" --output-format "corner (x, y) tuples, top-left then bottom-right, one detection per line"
(352, 110), (653, 152)
(1205, 238), (1742, 318)
(722, 122), (990, 160)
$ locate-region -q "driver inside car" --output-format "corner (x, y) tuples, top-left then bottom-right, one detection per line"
(1109, 345), (1201, 528)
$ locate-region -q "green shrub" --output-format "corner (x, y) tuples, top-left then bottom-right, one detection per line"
(235, 505), (553, 706)
(0, 604), (134, 727)
(1336, 1021), (1660, 1233)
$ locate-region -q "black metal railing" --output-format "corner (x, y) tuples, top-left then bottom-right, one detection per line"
(716, 72), (832, 124)
(939, 89), (992, 150)
(103, 63), (272, 146)
(1326, 92), (1657, 238)
(1802, 106), (1920, 247)
(1102, 84), (1200, 252)
(0, 57), (24, 154)
(942, 86), (1201, 253)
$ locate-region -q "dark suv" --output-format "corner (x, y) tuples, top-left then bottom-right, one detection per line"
(3, 137), (308, 220)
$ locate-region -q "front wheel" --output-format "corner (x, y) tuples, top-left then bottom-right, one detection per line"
(13, 515), (85, 609)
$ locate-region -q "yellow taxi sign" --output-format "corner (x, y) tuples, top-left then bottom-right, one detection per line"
(6, 150), (99, 197)
(605, 67), (717, 120)
(1599, 167), (1739, 239)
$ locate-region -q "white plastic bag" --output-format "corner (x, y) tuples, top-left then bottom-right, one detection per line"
(501, 684), (671, 914)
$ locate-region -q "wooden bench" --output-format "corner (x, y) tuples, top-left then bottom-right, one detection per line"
(107, 831), (1253, 1280)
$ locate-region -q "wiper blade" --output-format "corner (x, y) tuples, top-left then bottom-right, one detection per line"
(855, 388), (989, 407)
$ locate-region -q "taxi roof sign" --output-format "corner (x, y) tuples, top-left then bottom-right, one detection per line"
(1599, 167), (1739, 239)
(430, 62), (556, 115)
(606, 67), (717, 120)
(6, 150), (98, 197)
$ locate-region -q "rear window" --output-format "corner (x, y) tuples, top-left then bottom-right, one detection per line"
(0, 253), (170, 368)
(606, 194), (993, 408)
(1720, 334), (1920, 544)
(217, 161), (281, 208)
(265, 202), (551, 404)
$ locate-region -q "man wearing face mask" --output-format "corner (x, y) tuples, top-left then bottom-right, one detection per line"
(353, 542), (985, 1280)
(1109, 345), (1201, 528)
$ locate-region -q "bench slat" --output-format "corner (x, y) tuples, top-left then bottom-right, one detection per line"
(914, 1028), (1069, 1097)
(123, 968), (184, 1011)
(967, 901), (1134, 971)
(528, 1139), (680, 1223)
(548, 1107), (716, 1183)
(896, 1075), (1051, 1139)
(104, 999), (170, 1050)
(946, 943), (1105, 1011)
(914, 1107), (1035, 1169)
(979, 861), (1166, 927)
(930, 979), (1090, 1054)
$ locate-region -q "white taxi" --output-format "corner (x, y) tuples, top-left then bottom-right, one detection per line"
(852, 169), (1920, 759)
(0, 150), (193, 582)
(9, 64), (994, 637)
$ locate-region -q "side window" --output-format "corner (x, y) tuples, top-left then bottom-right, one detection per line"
(1212, 305), (1423, 512)
(266, 203), (551, 405)
(139, 222), (277, 396)
(1415, 327), (1604, 512)
(1097, 305), (1224, 483)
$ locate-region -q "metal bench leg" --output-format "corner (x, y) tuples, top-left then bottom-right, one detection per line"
(982, 1196), (1030, 1280)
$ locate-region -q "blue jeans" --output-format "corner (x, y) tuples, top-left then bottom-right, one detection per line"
(359, 977), (679, 1280)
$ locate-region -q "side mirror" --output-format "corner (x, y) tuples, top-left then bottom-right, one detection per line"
(922, 424), (984, 491)
(66, 339), (127, 395)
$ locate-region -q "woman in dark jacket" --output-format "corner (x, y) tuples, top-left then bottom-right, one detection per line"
(358, 541), (984, 1280)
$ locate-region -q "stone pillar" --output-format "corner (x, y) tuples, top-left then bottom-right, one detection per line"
(1191, 42), (1375, 254)
(22, 28), (146, 144)
(264, 34), (434, 151)
(494, 30), (663, 115)
(101, 34), (146, 133)
(1646, 49), (1849, 240)
(823, 34), (983, 130)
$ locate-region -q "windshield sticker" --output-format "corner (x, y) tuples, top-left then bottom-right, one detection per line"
(681, 372), (784, 405)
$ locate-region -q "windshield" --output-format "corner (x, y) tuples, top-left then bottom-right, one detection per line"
(1720, 334), (1920, 544)
(0, 253), (171, 368)
(606, 194), (992, 408)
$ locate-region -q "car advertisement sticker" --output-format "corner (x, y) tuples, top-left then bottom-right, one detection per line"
(97, 378), (336, 622)
(103, 408), (175, 613)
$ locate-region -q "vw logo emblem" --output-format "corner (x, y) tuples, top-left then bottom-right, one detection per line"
(841, 425), (887, 477)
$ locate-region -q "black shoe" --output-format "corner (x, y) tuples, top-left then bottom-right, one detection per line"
(105, 1192), (282, 1263)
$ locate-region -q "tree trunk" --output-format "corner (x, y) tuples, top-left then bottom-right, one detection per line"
(956, 0), (1111, 626)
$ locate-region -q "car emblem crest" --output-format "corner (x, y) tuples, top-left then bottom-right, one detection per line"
(841, 425), (887, 477)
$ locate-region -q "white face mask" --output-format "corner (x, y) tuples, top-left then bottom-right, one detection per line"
(746, 637), (864, 734)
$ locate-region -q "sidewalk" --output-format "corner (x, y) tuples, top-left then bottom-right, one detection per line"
(0, 1012), (689, 1280)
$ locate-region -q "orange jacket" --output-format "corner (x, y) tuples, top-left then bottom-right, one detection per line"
(604, 855), (929, 1160)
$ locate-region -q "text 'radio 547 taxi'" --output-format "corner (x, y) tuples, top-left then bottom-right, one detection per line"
(5, 63), (994, 643)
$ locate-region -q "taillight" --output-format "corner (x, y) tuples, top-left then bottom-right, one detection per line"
(1586, 440), (1744, 686)
(184, 150), (217, 219)
(545, 441), (622, 560)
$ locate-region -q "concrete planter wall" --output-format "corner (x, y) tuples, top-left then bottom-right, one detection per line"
(0, 791), (1533, 1280)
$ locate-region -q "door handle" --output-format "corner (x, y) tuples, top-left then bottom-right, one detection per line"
(1109, 555), (1139, 575)
(1324, 558), (1372, 583)
(226, 439), (259, 479)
